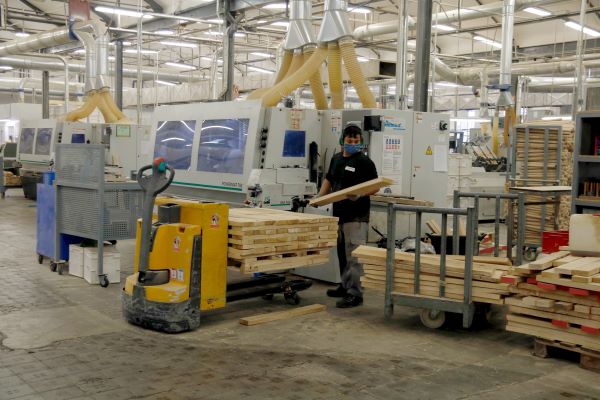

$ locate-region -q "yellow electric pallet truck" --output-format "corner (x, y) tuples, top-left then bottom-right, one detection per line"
(122, 158), (312, 333)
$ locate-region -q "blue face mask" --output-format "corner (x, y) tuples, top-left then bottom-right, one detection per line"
(344, 143), (364, 155)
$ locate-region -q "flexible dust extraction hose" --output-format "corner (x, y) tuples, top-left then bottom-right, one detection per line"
(274, 50), (294, 85)
(327, 43), (344, 109)
(261, 46), (328, 107)
(339, 38), (377, 108)
(304, 46), (328, 110)
(64, 90), (99, 122)
(96, 90), (118, 123)
(101, 90), (130, 123)
(248, 50), (302, 100)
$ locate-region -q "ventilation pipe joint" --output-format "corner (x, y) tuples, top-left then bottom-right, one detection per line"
(318, 0), (352, 43)
(72, 20), (109, 93)
(284, 0), (315, 50)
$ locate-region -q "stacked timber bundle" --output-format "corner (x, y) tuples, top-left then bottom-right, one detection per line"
(504, 251), (600, 366)
(513, 121), (574, 243)
(228, 208), (338, 274)
(352, 246), (512, 305)
(2, 171), (21, 186)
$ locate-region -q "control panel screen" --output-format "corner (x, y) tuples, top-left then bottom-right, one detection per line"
(197, 118), (249, 175)
(35, 128), (53, 155)
(153, 120), (196, 170)
(18, 128), (35, 154)
(71, 134), (86, 144)
(282, 130), (306, 157)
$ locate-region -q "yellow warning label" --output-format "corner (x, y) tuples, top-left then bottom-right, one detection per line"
(425, 146), (433, 155)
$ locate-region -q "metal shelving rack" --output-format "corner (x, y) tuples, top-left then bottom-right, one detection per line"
(54, 144), (143, 286)
(572, 111), (600, 214)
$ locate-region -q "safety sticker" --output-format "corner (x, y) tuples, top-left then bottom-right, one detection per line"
(425, 146), (433, 155)
(177, 269), (184, 281)
(173, 236), (181, 251)
(170, 269), (177, 279)
(211, 213), (220, 228)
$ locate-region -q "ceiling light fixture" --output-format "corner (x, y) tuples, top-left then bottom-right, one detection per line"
(433, 24), (456, 31)
(155, 29), (175, 35)
(523, 7), (551, 17)
(160, 40), (198, 48)
(73, 49), (86, 54)
(156, 80), (177, 86)
(357, 56), (370, 62)
(94, 6), (154, 19)
(263, 3), (287, 9)
(349, 7), (371, 14)
(201, 56), (223, 64)
(564, 21), (600, 37)
(248, 66), (275, 74)
(15, 32), (30, 37)
(204, 18), (224, 24)
(124, 48), (158, 54)
(165, 61), (196, 70)
(270, 21), (289, 28)
(250, 52), (273, 58)
(473, 36), (502, 49)
(0, 66), (13, 70)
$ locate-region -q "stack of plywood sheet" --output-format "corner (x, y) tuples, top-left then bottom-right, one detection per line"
(512, 121), (574, 244)
(504, 251), (600, 362)
(352, 246), (512, 305)
(228, 208), (338, 274)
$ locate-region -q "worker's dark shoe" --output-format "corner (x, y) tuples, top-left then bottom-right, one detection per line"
(326, 285), (347, 298)
(336, 295), (363, 308)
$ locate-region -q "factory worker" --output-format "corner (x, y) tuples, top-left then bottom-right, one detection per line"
(315, 124), (378, 308)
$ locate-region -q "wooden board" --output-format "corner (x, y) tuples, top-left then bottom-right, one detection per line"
(239, 304), (326, 326)
(309, 177), (394, 206)
(511, 186), (572, 193)
(538, 271), (600, 292)
(370, 195), (433, 207)
(529, 251), (570, 271)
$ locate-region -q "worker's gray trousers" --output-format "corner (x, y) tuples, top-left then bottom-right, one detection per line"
(337, 222), (368, 297)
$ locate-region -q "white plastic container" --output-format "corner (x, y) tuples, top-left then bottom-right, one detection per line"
(83, 247), (121, 284)
(68, 245), (84, 278)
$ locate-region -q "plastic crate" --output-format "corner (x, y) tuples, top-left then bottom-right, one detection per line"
(542, 230), (569, 253)
(42, 171), (55, 185)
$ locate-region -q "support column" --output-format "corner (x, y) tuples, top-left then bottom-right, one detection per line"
(221, 0), (236, 101)
(115, 40), (123, 110)
(573, 0), (587, 117)
(42, 70), (49, 118)
(413, 0), (432, 112)
(395, 0), (409, 110)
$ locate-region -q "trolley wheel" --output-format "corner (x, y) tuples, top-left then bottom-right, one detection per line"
(99, 275), (109, 288)
(419, 309), (446, 329)
(57, 263), (65, 275)
(524, 247), (538, 262)
(109, 240), (117, 245)
(262, 294), (274, 301)
(284, 292), (300, 305)
(37, 254), (44, 264)
(49, 262), (57, 272)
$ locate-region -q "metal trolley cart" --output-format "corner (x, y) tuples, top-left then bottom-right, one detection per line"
(54, 144), (143, 286)
(0, 156), (22, 199)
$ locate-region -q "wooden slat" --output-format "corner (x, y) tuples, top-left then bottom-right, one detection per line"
(239, 304), (326, 326)
(309, 177), (394, 206)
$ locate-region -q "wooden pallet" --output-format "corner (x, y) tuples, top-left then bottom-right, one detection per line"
(533, 338), (600, 372)
(227, 208), (338, 273)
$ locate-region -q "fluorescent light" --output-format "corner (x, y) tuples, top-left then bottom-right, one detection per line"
(357, 56), (370, 62)
(110, 41), (132, 46)
(349, 6), (371, 14)
(73, 49), (86, 54)
(94, 6), (153, 19)
(248, 66), (275, 74)
(433, 24), (456, 32)
(204, 31), (246, 38)
(541, 116), (572, 121)
(155, 29), (175, 35)
(250, 52), (273, 58)
(165, 61), (196, 70)
(156, 80), (177, 86)
(201, 57), (223, 64)
(474, 36), (502, 49)
(0, 66), (13, 70)
(108, 56), (115, 61)
(564, 21), (600, 37)
(15, 32), (30, 37)
(160, 40), (198, 48)
(263, 3), (287, 9)
(204, 18), (224, 24)
(124, 48), (158, 54)
(523, 7), (551, 17)
(270, 21), (289, 27)
(436, 82), (461, 87)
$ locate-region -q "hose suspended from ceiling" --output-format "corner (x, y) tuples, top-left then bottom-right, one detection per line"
(327, 42), (344, 109)
(339, 38), (376, 108)
(304, 46), (328, 110)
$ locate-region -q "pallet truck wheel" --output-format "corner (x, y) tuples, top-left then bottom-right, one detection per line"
(262, 294), (274, 301)
(57, 264), (64, 275)
(37, 254), (43, 264)
(523, 247), (538, 262)
(99, 275), (109, 288)
(49, 262), (57, 272)
(420, 309), (446, 329)
(284, 292), (300, 305)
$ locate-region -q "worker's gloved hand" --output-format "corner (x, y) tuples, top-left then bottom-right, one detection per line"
(347, 194), (362, 201)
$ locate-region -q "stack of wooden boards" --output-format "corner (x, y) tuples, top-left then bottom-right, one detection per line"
(512, 121), (574, 244)
(228, 208), (338, 274)
(309, 177), (393, 207)
(503, 251), (600, 354)
(352, 246), (512, 304)
(2, 171), (20, 186)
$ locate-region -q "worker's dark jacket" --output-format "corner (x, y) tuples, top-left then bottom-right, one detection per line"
(326, 152), (378, 224)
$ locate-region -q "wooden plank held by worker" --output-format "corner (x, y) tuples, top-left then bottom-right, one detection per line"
(239, 304), (326, 326)
(309, 177), (394, 207)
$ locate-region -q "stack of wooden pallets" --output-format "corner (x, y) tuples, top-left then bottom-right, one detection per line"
(503, 251), (600, 370)
(512, 121), (574, 244)
(352, 246), (512, 305)
(228, 208), (338, 274)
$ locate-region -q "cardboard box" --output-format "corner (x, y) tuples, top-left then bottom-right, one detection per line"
(68, 245), (84, 278)
(83, 247), (121, 285)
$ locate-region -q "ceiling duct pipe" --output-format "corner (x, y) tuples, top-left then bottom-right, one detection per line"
(0, 26), (75, 56)
(414, 0), (433, 112)
(497, 0), (516, 107)
(353, 0), (563, 39)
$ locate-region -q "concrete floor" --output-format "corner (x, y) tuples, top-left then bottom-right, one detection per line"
(1, 193), (599, 400)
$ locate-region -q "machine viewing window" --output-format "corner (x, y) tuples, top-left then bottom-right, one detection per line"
(19, 128), (35, 154)
(154, 120), (196, 170)
(197, 118), (249, 174)
(35, 128), (53, 155)
(282, 130), (306, 157)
